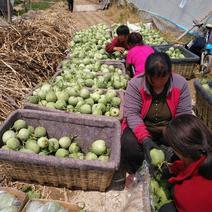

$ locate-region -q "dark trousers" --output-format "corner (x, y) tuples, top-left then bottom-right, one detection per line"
(158, 202), (177, 212)
(121, 128), (144, 174)
(121, 127), (178, 174)
(67, 0), (74, 12)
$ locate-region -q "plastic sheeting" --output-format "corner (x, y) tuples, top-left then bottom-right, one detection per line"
(10, 0), (14, 6)
(123, 0), (212, 31)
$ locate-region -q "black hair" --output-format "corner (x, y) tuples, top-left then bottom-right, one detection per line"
(116, 25), (130, 36)
(163, 114), (212, 180)
(145, 52), (172, 79)
(127, 32), (144, 46)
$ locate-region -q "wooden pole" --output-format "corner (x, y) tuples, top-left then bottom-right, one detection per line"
(7, 0), (11, 22)
(176, 11), (212, 41)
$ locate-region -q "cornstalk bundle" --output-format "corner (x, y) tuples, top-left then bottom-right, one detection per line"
(0, 2), (76, 122)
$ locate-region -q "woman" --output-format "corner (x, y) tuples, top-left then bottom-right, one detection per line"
(126, 32), (154, 77)
(161, 114), (212, 212)
(121, 52), (192, 175)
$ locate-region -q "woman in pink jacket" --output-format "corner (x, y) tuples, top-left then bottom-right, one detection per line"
(126, 32), (154, 77)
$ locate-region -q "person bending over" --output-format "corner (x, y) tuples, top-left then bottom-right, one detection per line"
(126, 32), (154, 77)
(105, 25), (130, 54)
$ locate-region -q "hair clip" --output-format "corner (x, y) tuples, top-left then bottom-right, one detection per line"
(200, 148), (207, 155)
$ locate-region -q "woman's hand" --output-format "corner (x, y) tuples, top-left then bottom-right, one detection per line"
(113, 47), (125, 53)
(143, 138), (160, 165)
(160, 162), (173, 179)
(160, 145), (174, 162)
(158, 201), (177, 212)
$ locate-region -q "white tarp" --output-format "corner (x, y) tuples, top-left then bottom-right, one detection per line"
(10, 0), (15, 6)
(125, 0), (212, 31)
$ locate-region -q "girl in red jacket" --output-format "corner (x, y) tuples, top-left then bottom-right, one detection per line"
(162, 114), (212, 212)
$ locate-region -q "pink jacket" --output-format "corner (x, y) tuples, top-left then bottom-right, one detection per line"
(126, 45), (154, 76)
(122, 73), (192, 143)
(169, 156), (212, 212)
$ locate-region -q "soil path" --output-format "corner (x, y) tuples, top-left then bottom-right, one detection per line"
(72, 0), (113, 29)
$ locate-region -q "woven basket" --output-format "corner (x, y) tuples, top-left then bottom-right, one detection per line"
(154, 45), (200, 80)
(0, 109), (121, 191)
(24, 90), (124, 121)
(57, 59), (126, 75)
(172, 63), (196, 80)
(194, 80), (212, 129)
(100, 60), (126, 74)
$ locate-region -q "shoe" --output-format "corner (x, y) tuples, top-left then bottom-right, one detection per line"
(125, 173), (136, 189)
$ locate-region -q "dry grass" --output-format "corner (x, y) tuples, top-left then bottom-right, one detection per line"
(0, 2), (76, 122)
(105, 4), (141, 23)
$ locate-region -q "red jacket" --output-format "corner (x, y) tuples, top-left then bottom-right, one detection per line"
(122, 73), (192, 143)
(169, 156), (212, 212)
(105, 37), (129, 54)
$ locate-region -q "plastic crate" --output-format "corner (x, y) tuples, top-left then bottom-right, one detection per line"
(154, 45), (200, 79)
(194, 80), (212, 128)
(0, 109), (121, 191)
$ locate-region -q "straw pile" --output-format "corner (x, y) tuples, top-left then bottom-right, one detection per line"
(0, 2), (76, 122)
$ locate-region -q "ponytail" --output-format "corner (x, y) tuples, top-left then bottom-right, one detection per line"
(127, 32), (144, 47)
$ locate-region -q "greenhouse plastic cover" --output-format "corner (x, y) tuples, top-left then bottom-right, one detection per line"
(118, 0), (212, 32)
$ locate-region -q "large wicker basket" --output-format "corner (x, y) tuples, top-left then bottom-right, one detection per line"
(100, 60), (126, 74)
(194, 80), (212, 128)
(154, 45), (200, 79)
(0, 109), (121, 191)
(24, 90), (124, 121)
(57, 59), (126, 75)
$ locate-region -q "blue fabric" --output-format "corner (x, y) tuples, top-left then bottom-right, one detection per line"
(206, 44), (212, 54)
(193, 36), (206, 49)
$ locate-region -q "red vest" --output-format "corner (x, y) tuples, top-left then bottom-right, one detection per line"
(169, 157), (212, 212)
